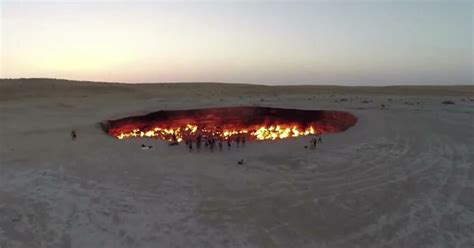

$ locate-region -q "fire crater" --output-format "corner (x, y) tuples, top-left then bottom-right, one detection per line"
(103, 107), (357, 143)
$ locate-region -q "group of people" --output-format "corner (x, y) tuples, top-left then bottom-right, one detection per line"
(183, 135), (246, 152)
(309, 136), (322, 149)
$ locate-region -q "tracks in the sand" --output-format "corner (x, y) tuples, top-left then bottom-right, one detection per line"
(196, 109), (473, 247)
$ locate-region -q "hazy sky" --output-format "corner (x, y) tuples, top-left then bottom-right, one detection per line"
(1, 0), (472, 85)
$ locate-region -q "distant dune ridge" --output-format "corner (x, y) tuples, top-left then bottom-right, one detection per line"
(0, 78), (473, 102)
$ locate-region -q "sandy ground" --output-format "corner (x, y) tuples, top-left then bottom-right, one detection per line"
(1, 79), (473, 248)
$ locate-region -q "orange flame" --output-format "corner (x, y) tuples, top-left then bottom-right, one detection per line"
(115, 124), (317, 142)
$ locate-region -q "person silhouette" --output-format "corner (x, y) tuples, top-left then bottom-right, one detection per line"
(188, 140), (193, 151)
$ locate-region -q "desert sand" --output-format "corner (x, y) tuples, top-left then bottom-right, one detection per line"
(1, 78), (473, 248)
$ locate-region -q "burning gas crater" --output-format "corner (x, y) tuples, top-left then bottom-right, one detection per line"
(103, 107), (357, 143)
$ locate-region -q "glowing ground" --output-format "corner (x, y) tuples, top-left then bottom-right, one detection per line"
(104, 107), (357, 142)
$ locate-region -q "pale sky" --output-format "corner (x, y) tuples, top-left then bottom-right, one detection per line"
(1, 0), (472, 85)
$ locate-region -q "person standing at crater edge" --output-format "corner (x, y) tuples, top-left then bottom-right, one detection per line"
(196, 134), (202, 150)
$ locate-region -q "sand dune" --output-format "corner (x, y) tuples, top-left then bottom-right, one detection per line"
(1, 79), (473, 248)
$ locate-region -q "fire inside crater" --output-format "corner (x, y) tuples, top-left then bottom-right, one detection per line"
(103, 107), (357, 142)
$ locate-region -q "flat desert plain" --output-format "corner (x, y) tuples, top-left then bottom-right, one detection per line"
(1, 79), (473, 248)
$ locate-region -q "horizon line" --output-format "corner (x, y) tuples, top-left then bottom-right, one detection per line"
(1, 77), (473, 87)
